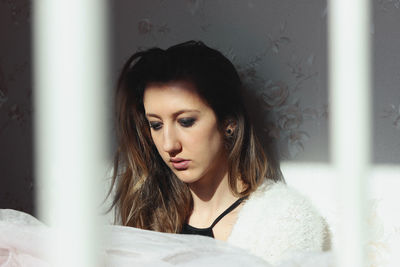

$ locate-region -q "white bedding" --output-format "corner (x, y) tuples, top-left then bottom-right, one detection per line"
(0, 209), (342, 267)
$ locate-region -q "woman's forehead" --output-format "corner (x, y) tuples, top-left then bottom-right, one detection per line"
(143, 81), (209, 113)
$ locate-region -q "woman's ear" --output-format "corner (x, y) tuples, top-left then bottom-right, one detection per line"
(224, 118), (237, 137)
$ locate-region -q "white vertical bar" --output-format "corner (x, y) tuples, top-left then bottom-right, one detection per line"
(33, 1), (108, 267)
(329, 0), (371, 267)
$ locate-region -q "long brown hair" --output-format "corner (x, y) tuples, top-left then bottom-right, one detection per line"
(108, 41), (283, 233)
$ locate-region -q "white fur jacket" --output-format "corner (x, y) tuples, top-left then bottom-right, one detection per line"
(227, 180), (331, 265)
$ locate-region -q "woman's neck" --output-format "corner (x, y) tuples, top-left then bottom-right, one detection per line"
(188, 167), (239, 226)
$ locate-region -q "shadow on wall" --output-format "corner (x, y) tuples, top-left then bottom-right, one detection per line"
(242, 86), (283, 180)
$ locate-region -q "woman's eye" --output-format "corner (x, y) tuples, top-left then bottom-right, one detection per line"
(178, 118), (196, 127)
(149, 122), (162, 130)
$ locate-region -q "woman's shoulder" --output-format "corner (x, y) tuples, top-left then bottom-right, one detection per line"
(244, 179), (317, 211)
(228, 179), (330, 264)
(233, 180), (324, 230)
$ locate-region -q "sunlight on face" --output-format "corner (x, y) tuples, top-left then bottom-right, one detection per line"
(143, 80), (227, 185)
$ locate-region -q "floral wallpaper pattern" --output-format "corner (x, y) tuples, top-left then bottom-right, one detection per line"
(377, 0), (400, 10)
(232, 47), (328, 159)
(112, 0), (330, 161)
(1, 0), (399, 214)
(383, 103), (400, 130)
(373, 0), (400, 163)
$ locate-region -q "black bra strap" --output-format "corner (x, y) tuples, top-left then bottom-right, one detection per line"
(209, 196), (247, 229)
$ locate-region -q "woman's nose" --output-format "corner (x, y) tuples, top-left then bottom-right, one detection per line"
(162, 126), (181, 154)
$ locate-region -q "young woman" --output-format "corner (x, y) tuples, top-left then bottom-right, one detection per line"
(109, 40), (330, 264)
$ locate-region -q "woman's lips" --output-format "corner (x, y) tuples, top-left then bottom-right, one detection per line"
(170, 159), (190, 170)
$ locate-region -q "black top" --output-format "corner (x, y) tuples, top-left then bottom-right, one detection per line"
(180, 196), (247, 238)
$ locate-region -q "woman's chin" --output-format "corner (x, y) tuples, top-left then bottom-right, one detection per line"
(174, 170), (200, 184)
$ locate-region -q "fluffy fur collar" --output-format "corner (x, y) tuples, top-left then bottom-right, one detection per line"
(228, 180), (331, 265)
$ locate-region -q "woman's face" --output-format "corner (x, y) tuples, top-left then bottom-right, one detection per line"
(143, 80), (228, 185)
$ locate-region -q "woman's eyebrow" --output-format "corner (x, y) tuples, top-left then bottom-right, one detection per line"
(146, 109), (200, 119)
(172, 109), (200, 117)
(146, 113), (161, 119)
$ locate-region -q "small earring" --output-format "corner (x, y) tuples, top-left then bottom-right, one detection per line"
(226, 128), (233, 136)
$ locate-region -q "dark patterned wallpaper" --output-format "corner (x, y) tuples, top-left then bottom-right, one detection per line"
(0, 0), (33, 214)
